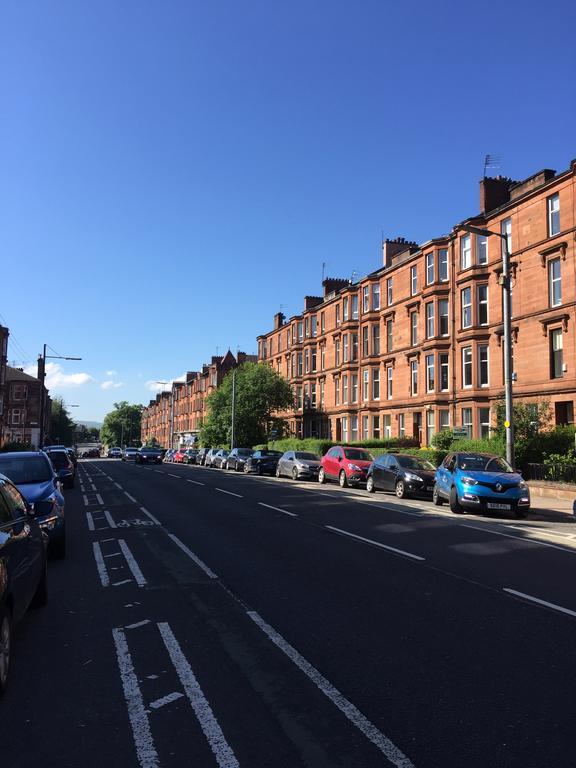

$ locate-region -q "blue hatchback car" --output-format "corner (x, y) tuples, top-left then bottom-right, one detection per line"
(433, 452), (530, 518)
(0, 452), (66, 557)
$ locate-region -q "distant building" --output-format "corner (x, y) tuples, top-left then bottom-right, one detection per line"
(2, 365), (51, 449)
(0, 326), (8, 442)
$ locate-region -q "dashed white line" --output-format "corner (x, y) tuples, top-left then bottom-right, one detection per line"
(140, 506), (162, 526)
(154, 470), (164, 474)
(325, 526), (425, 561)
(186, 479), (205, 486)
(83, 494), (89, 507)
(168, 473), (181, 479)
(248, 611), (416, 768)
(149, 691), (185, 710)
(86, 512), (95, 531)
(124, 491), (138, 503)
(118, 539), (147, 587)
(158, 622), (240, 768)
(92, 541), (110, 587)
(115, 482), (123, 489)
(215, 488), (243, 498)
(104, 510), (117, 529)
(503, 588), (576, 619)
(167, 534), (218, 579)
(258, 502), (297, 517)
(96, 493), (104, 505)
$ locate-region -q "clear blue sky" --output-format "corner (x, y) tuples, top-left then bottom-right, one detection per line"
(1, 0), (574, 422)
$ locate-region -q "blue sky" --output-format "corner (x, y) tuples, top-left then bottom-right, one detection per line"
(1, 0), (575, 421)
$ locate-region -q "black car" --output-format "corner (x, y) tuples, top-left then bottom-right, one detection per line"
(225, 448), (254, 471)
(196, 448), (209, 466)
(0, 474), (48, 696)
(367, 453), (437, 498)
(136, 447), (164, 465)
(183, 449), (199, 465)
(243, 450), (283, 476)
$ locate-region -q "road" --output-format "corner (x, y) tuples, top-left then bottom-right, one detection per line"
(3, 458), (576, 767)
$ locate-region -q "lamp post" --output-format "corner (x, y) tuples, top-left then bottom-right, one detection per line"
(460, 223), (514, 467)
(38, 344), (82, 448)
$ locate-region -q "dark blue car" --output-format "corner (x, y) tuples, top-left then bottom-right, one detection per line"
(433, 451), (530, 518)
(0, 452), (66, 558)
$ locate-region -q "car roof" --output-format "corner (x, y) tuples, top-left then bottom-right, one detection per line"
(0, 451), (48, 459)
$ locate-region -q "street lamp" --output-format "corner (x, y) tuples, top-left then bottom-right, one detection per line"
(38, 344), (82, 448)
(460, 223), (514, 467)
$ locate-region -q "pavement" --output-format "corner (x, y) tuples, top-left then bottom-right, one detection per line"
(3, 458), (576, 767)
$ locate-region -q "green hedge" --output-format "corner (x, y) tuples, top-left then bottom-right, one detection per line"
(261, 437), (420, 457)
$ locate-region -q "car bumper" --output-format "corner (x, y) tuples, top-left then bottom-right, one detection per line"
(458, 491), (530, 512)
(298, 468), (320, 479)
(38, 514), (65, 542)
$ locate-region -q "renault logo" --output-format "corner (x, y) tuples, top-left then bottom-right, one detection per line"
(495, 483), (502, 492)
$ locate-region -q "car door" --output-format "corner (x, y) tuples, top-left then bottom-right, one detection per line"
(282, 452), (294, 477)
(324, 448), (337, 478)
(372, 455), (388, 490)
(436, 454), (455, 495)
(386, 457), (401, 490)
(0, 482), (37, 622)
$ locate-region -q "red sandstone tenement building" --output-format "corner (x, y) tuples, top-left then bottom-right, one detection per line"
(257, 160), (576, 445)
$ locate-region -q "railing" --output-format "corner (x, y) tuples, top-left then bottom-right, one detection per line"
(526, 463), (576, 484)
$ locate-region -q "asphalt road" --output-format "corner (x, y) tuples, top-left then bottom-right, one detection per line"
(3, 458), (576, 768)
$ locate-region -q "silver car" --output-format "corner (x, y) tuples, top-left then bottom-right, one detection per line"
(276, 451), (321, 480)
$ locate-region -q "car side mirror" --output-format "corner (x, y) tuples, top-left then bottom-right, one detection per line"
(26, 502), (35, 516)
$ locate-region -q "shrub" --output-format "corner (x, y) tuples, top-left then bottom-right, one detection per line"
(0, 441), (34, 452)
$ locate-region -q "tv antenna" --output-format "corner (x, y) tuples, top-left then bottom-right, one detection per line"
(483, 154), (502, 177)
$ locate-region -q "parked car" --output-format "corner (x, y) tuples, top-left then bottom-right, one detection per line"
(183, 449), (199, 464)
(87, 448), (101, 458)
(0, 472), (48, 696)
(173, 448), (188, 464)
(65, 447), (78, 467)
(136, 447), (163, 465)
(44, 445), (77, 467)
(318, 446), (373, 487)
(0, 452), (66, 558)
(122, 447), (140, 462)
(107, 447), (122, 458)
(204, 449), (221, 468)
(367, 453), (436, 498)
(225, 448), (254, 471)
(196, 448), (209, 466)
(276, 451), (321, 480)
(212, 449), (230, 469)
(243, 450), (283, 476)
(44, 449), (76, 489)
(433, 452), (531, 518)
(163, 449), (176, 463)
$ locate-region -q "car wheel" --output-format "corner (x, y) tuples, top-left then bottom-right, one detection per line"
(339, 471), (348, 488)
(243, 463), (250, 474)
(366, 476), (375, 494)
(30, 556), (48, 608)
(395, 480), (407, 499)
(432, 484), (444, 506)
(51, 533), (66, 560)
(0, 605), (12, 697)
(275, 466), (281, 478)
(449, 487), (463, 514)
(318, 467), (326, 484)
(292, 467), (298, 481)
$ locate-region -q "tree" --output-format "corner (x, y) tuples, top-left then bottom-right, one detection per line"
(47, 397), (76, 446)
(101, 401), (143, 447)
(200, 362), (293, 447)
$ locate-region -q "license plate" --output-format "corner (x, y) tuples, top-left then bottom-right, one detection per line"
(487, 503), (511, 510)
(426, 486), (434, 491)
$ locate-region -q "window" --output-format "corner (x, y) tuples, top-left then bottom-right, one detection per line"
(478, 344), (489, 387)
(373, 415), (380, 439)
(321, 312), (325, 333)
(342, 417), (348, 443)
(363, 286), (370, 312)
(550, 328), (563, 378)
(476, 235), (488, 265)
(351, 295), (359, 320)
(320, 380), (325, 406)
(362, 370), (369, 401)
(439, 249), (448, 282)
(440, 353), (449, 391)
(398, 413), (405, 437)
(549, 258), (562, 307)
(501, 217), (512, 256)
(343, 297), (349, 321)
(410, 360), (418, 395)
(297, 321), (303, 342)
(426, 354), (435, 392)
(462, 346), (472, 387)
(351, 333), (359, 361)
(287, 330), (291, 348)
(362, 415), (369, 440)
(335, 376), (340, 405)
(372, 369), (380, 400)
(439, 299), (449, 336)
(461, 287), (472, 328)
(351, 374), (358, 403)
(372, 324), (380, 355)
(305, 317), (309, 338)
(10, 408), (22, 425)
(426, 410), (435, 446)
(386, 278), (393, 306)
(310, 384), (317, 408)
(335, 339), (341, 366)
(410, 311), (418, 346)
(11, 384), (26, 402)
(372, 283), (381, 310)
(439, 409), (450, 431)
(462, 407), (473, 438)
(342, 375), (348, 403)
(386, 319), (393, 352)
(321, 345), (326, 370)
(460, 234), (471, 269)
(297, 353), (303, 376)
(425, 302), (434, 338)
(343, 334), (349, 362)
(304, 349), (310, 374)
(410, 265), (418, 296)
(362, 326), (369, 356)
(477, 285), (489, 325)
(336, 305), (341, 326)
(311, 316), (317, 337)
(479, 407), (491, 439)
(548, 193), (560, 237)
(426, 252), (434, 285)
(387, 366), (393, 399)
(296, 387), (303, 409)
(311, 346), (317, 372)
(351, 415), (359, 442)
(383, 415), (392, 439)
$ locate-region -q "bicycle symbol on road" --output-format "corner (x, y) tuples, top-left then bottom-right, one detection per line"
(116, 518), (158, 528)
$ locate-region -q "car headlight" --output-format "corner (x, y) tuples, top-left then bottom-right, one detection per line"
(299, 463), (309, 469)
(461, 476), (478, 486)
(347, 463), (362, 471)
(404, 472), (422, 483)
(518, 481), (528, 490)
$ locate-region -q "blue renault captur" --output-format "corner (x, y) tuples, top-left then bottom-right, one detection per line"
(0, 452), (66, 557)
(433, 452), (530, 518)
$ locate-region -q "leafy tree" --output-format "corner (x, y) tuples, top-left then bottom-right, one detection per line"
(101, 401), (143, 447)
(47, 397), (76, 446)
(200, 362), (293, 447)
(494, 398), (552, 468)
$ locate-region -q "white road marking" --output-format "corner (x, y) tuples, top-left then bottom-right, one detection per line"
(124, 491), (138, 503)
(148, 691), (185, 710)
(86, 512), (95, 531)
(90, 483), (97, 491)
(154, 470), (164, 474)
(167, 534), (218, 579)
(186, 479), (205, 486)
(83, 494), (89, 506)
(462, 523), (576, 555)
(118, 539), (147, 587)
(248, 611), (416, 768)
(96, 493), (104, 505)
(113, 579), (133, 587)
(258, 502), (297, 517)
(126, 619), (151, 630)
(112, 628), (159, 768)
(215, 488), (243, 498)
(325, 526), (425, 561)
(157, 622), (240, 768)
(105, 552), (123, 558)
(503, 588), (576, 619)
(104, 510), (117, 528)
(168, 473), (181, 479)
(92, 542), (110, 587)
(115, 482), (123, 489)
(140, 506), (162, 526)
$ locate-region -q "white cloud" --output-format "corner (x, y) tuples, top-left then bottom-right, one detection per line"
(101, 380), (124, 390)
(106, 369), (118, 377)
(25, 362), (93, 389)
(145, 373), (186, 393)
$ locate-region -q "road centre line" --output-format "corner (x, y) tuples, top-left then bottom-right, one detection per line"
(258, 502), (297, 518)
(215, 488), (243, 498)
(154, 470), (164, 474)
(112, 628), (159, 768)
(247, 611), (416, 768)
(462, 523), (576, 555)
(124, 491), (138, 503)
(140, 506), (162, 526)
(168, 473), (181, 479)
(186, 479), (205, 485)
(157, 622), (240, 768)
(118, 539), (147, 587)
(167, 534), (218, 579)
(92, 542), (110, 587)
(503, 588), (576, 619)
(325, 526), (425, 562)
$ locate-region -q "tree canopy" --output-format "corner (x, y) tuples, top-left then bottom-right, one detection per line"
(101, 401), (143, 447)
(47, 397), (76, 446)
(200, 362), (293, 447)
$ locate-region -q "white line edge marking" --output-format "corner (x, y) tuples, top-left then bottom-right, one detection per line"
(115, 482), (123, 489)
(186, 479), (205, 485)
(86, 512), (95, 531)
(124, 492), (138, 503)
(118, 539), (147, 587)
(462, 523), (576, 555)
(215, 488), (243, 498)
(125, 619), (151, 630)
(96, 493), (104, 505)
(140, 506), (162, 526)
(258, 502), (297, 517)
(247, 611), (416, 768)
(503, 588), (576, 619)
(92, 541), (110, 586)
(157, 622), (240, 768)
(113, 579), (133, 587)
(167, 534), (218, 579)
(325, 526), (425, 561)
(149, 691), (185, 710)
(104, 510), (117, 529)
(112, 628), (159, 768)
(168, 473), (181, 479)
(154, 470), (164, 474)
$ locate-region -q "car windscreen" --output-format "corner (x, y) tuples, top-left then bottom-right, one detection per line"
(260, 451), (282, 457)
(47, 452), (70, 468)
(295, 452), (320, 461)
(397, 455), (436, 471)
(343, 449), (372, 461)
(457, 455), (513, 473)
(0, 456), (53, 484)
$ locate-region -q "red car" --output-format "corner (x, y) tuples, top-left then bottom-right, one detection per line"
(173, 449), (188, 463)
(318, 446), (374, 488)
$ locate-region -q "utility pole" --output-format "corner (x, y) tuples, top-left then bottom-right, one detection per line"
(230, 369), (236, 450)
